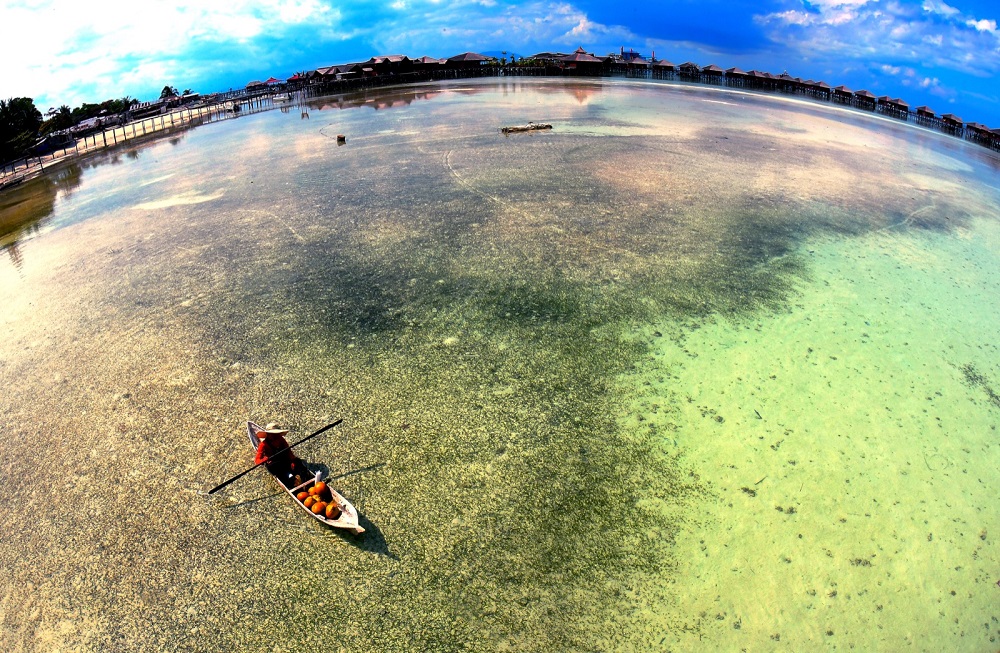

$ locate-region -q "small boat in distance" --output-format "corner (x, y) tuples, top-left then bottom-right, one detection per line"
(247, 421), (364, 535)
(501, 122), (552, 135)
(273, 93), (292, 102)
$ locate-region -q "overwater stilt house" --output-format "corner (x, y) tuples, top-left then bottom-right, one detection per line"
(914, 105), (937, 128)
(652, 60), (676, 80)
(725, 67), (748, 88)
(11, 41), (1000, 182)
(414, 56), (446, 73)
(559, 47), (604, 75)
(812, 81), (832, 101)
(941, 113), (964, 136)
(877, 96), (909, 120)
(964, 122), (994, 147)
(446, 52), (495, 69)
(777, 73), (801, 95)
(745, 70), (775, 91)
(679, 62), (701, 81)
(854, 89), (877, 111)
(832, 85), (853, 105)
(701, 65), (724, 85)
(366, 55), (415, 76)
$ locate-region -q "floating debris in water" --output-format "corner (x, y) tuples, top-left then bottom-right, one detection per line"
(501, 122), (552, 135)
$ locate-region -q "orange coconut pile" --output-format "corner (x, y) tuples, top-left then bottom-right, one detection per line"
(295, 481), (343, 520)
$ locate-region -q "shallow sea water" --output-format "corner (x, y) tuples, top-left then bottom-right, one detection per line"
(0, 78), (998, 651)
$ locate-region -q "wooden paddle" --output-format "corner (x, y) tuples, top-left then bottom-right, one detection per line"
(207, 419), (343, 494)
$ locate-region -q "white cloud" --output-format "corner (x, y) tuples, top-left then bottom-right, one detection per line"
(921, 0), (959, 17)
(966, 18), (997, 33)
(772, 10), (816, 26)
(0, 0), (339, 107)
(756, 0), (1000, 77)
(806, 0), (872, 8)
(370, 1), (634, 56)
(825, 9), (860, 25)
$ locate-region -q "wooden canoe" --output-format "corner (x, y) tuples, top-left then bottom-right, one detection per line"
(247, 421), (364, 535)
(501, 122), (552, 134)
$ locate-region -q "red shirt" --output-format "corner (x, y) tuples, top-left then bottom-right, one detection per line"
(255, 432), (292, 467)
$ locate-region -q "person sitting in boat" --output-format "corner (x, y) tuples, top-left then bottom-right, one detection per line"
(255, 423), (307, 487)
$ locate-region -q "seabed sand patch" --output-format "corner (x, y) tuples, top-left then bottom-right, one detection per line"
(0, 79), (998, 651)
(624, 223), (1000, 649)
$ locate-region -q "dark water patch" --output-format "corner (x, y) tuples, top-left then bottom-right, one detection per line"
(127, 197), (712, 646)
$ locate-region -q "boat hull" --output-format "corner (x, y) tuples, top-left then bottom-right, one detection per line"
(247, 421), (364, 534)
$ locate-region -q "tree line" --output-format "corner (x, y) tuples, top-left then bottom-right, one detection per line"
(2, 86), (190, 164)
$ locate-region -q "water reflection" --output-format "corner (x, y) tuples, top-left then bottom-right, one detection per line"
(304, 80), (601, 114)
(0, 164), (83, 268)
(306, 87), (444, 112)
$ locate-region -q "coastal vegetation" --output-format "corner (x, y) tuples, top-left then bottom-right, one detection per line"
(1, 91), (178, 162)
(0, 97), (42, 162)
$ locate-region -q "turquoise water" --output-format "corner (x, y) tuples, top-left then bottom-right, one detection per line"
(0, 78), (998, 651)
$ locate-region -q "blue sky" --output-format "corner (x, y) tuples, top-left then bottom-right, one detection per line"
(2, 0), (998, 125)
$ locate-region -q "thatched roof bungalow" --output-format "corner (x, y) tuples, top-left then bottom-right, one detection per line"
(877, 95), (909, 119)
(447, 52), (494, 68)
(965, 122), (997, 148)
(367, 55), (414, 75)
(965, 122), (992, 142)
(701, 64), (724, 84)
(744, 70), (775, 90)
(414, 56), (445, 68)
(528, 52), (566, 64)
(679, 62), (700, 80)
(854, 89), (876, 110)
(776, 73), (802, 94)
(318, 63), (364, 81)
(912, 105), (936, 126)
(832, 85), (853, 105)
(941, 113), (964, 135)
(813, 81), (832, 99)
(725, 67), (748, 87)
(560, 47), (603, 73)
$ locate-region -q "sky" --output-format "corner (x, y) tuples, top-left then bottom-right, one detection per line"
(2, 0), (998, 126)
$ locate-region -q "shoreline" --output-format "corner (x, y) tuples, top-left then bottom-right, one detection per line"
(4, 66), (999, 194)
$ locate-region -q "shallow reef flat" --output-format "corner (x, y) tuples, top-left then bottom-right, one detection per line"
(0, 78), (998, 651)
